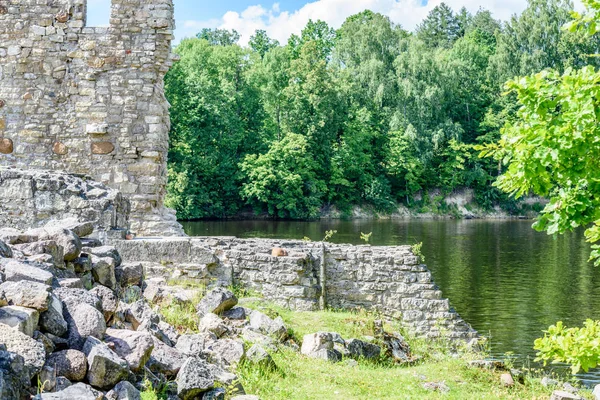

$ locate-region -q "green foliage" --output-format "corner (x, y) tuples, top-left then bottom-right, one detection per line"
(534, 320), (600, 373)
(322, 230), (337, 242)
(166, 1), (594, 221)
(360, 232), (373, 243)
(411, 242), (425, 262)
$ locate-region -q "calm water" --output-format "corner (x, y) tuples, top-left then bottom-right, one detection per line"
(183, 219), (600, 382)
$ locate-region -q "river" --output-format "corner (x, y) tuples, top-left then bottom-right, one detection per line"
(182, 219), (600, 383)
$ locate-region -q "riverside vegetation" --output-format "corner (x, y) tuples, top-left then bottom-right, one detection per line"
(165, 0), (599, 220)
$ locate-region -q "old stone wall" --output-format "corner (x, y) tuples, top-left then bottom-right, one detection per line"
(0, 0), (183, 236)
(114, 237), (477, 340)
(0, 167), (129, 238)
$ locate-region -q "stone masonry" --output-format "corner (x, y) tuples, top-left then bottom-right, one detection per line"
(115, 237), (478, 340)
(0, 0), (183, 236)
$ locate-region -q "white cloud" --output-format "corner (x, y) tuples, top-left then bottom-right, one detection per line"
(178, 0), (584, 45)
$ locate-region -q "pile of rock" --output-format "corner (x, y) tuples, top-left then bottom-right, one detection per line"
(300, 323), (412, 364)
(0, 219), (268, 400)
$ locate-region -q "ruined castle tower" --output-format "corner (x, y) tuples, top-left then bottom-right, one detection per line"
(0, 0), (184, 236)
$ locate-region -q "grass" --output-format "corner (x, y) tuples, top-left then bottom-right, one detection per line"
(146, 285), (591, 400)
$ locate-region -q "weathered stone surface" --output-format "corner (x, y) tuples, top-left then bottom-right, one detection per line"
(199, 313), (228, 338)
(205, 339), (245, 367)
(0, 169), (130, 236)
(45, 219), (94, 239)
(175, 357), (215, 400)
(39, 382), (103, 400)
(39, 295), (67, 337)
(104, 328), (154, 372)
(91, 256), (117, 289)
(203, 388), (226, 400)
(0, 280), (51, 311)
(68, 303), (106, 349)
(0, 350), (31, 399)
(500, 373), (515, 387)
(346, 339), (381, 360)
(550, 390), (583, 400)
(91, 142), (115, 155)
(3, 260), (54, 284)
(146, 336), (186, 377)
(176, 333), (214, 357)
(0, 323), (46, 374)
(246, 344), (276, 368)
(301, 332), (334, 355)
(83, 336), (129, 390)
(105, 381), (142, 400)
(89, 285), (118, 322)
(52, 142), (68, 155)
(196, 287), (238, 317)
(116, 263), (143, 287)
(249, 311), (288, 341)
(0, 305), (39, 336)
(45, 350), (88, 382)
(0, 239), (12, 258)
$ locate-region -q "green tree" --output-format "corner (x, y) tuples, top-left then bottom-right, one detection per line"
(416, 3), (463, 48)
(249, 29), (279, 58)
(197, 28), (241, 46)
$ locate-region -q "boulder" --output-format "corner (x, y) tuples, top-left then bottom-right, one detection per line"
(104, 328), (154, 372)
(35, 331), (56, 355)
(39, 294), (68, 337)
(89, 285), (118, 322)
(175, 357), (215, 400)
(301, 332), (334, 355)
(45, 228), (82, 262)
(0, 240), (12, 258)
(500, 373), (515, 387)
(53, 287), (101, 310)
(0, 349), (30, 399)
(45, 218), (94, 238)
(54, 376), (72, 392)
(196, 287), (238, 317)
(203, 388), (226, 400)
(222, 306), (247, 320)
(0, 280), (51, 311)
(205, 339), (245, 367)
(176, 333), (214, 357)
(90, 256), (117, 289)
(346, 339), (381, 360)
(0, 305), (39, 336)
(57, 278), (84, 289)
(39, 382), (103, 400)
(0, 228), (21, 245)
(242, 327), (277, 351)
(246, 344), (276, 368)
(199, 313), (228, 337)
(249, 311), (287, 341)
(105, 381), (142, 400)
(12, 240), (63, 266)
(83, 336), (129, 390)
(115, 263), (143, 287)
(3, 261), (54, 285)
(0, 323), (46, 374)
(146, 336), (186, 377)
(45, 349), (88, 382)
(68, 303), (106, 348)
(85, 246), (121, 267)
(125, 300), (159, 330)
(550, 391), (583, 400)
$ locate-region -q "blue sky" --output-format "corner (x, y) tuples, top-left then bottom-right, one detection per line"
(87, 0), (582, 45)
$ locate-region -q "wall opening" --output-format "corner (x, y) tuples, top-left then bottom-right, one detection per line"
(86, 0), (111, 27)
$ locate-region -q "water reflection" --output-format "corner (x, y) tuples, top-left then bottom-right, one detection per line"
(183, 219), (600, 383)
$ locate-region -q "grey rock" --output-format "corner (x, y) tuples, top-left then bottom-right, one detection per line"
(115, 263), (143, 287)
(125, 300), (159, 330)
(301, 332), (334, 355)
(12, 240), (64, 266)
(45, 227), (83, 262)
(0, 228), (21, 245)
(347, 339), (381, 360)
(85, 246), (122, 267)
(54, 376), (72, 392)
(83, 336), (129, 390)
(89, 285), (119, 322)
(3, 260), (54, 284)
(249, 311), (287, 341)
(69, 303), (106, 347)
(0, 349), (30, 399)
(45, 218), (94, 238)
(222, 306), (246, 320)
(91, 256), (117, 289)
(45, 349), (88, 382)
(105, 381), (142, 400)
(241, 327), (277, 351)
(53, 287), (102, 310)
(549, 390), (583, 400)
(203, 388), (226, 400)
(104, 328), (154, 372)
(0, 239), (12, 258)
(0, 323), (46, 374)
(246, 344), (276, 368)
(0, 280), (51, 311)
(40, 294), (68, 337)
(423, 382), (450, 393)
(176, 333), (215, 357)
(175, 357), (215, 400)
(0, 305), (39, 336)
(196, 287), (237, 317)
(146, 336), (186, 377)
(57, 278), (84, 289)
(311, 348), (342, 362)
(205, 339), (245, 367)
(35, 331), (56, 355)
(39, 382), (103, 400)
(199, 313), (228, 337)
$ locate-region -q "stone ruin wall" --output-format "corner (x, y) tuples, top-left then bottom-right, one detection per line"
(0, 0), (183, 236)
(114, 237), (478, 341)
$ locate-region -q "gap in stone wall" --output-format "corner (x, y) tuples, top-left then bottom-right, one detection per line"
(85, 0), (112, 27)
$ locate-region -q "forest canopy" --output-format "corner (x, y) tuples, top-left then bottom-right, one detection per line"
(165, 0), (600, 220)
